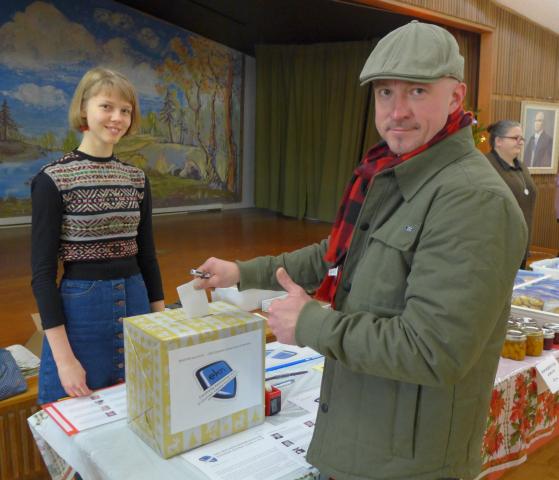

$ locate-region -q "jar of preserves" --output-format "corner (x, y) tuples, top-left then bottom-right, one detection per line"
(523, 326), (544, 356)
(543, 329), (555, 350)
(502, 330), (527, 361)
(543, 322), (559, 344)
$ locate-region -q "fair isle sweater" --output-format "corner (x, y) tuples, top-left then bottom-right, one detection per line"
(31, 150), (163, 329)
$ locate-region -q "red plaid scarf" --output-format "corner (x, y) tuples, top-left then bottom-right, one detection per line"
(315, 108), (473, 307)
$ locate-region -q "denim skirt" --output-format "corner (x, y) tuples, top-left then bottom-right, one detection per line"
(38, 274), (151, 404)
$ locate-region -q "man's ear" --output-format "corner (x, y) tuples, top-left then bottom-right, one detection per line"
(449, 81), (467, 113)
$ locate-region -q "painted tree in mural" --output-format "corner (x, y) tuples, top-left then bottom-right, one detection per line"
(38, 132), (57, 151)
(0, 99), (19, 141)
(160, 88), (177, 143)
(177, 108), (189, 145)
(202, 37), (239, 193)
(142, 111), (156, 136)
(157, 35), (239, 191)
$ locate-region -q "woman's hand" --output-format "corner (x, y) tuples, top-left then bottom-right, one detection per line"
(45, 325), (92, 398)
(57, 357), (92, 398)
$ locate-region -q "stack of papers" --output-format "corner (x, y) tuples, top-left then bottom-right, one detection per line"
(42, 383), (127, 435)
(180, 387), (321, 480)
(6, 344), (40, 377)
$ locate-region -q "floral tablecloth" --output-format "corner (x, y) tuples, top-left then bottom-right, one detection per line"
(477, 348), (559, 479)
(28, 410), (76, 480)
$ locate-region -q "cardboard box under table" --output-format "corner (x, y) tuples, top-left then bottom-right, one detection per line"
(124, 301), (265, 458)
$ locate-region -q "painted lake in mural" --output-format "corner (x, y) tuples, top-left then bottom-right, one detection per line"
(0, 151), (61, 199)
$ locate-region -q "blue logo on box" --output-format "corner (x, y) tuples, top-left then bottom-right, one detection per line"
(195, 360), (237, 399)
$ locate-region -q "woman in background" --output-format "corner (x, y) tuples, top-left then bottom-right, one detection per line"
(486, 120), (537, 268)
(31, 67), (164, 404)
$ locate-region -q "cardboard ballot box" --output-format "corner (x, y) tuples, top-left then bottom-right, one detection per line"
(124, 301), (265, 459)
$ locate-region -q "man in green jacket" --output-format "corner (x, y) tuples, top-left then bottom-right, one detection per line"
(195, 21), (527, 480)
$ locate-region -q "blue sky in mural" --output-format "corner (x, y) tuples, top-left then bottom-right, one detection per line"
(0, 0), (198, 139)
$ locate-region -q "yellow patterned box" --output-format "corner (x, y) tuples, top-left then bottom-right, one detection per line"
(124, 301), (265, 458)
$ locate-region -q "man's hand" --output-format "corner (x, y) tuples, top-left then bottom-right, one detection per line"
(267, 268), (312, 345)
(57, 358), (92, 398)
(150, 300), (165, 312)
(193, 257), (240, 290)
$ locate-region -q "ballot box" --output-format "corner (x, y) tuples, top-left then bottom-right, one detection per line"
(124, 301), (265, 458)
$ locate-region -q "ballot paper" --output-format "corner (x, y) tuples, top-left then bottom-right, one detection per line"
(177, 280), (209, 318)
(180, 414), (318, 480)
(42, 383), (126, 435)
(265, 342), (323, 372)
(287, 389), (321, 416)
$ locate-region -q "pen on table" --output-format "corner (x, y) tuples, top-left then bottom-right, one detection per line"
(265, 354), (323, 372)
(265, 371), (308, 381)
(270, 378), (295, 389)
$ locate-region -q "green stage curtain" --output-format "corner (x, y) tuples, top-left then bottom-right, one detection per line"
(254, 41), (378, 222)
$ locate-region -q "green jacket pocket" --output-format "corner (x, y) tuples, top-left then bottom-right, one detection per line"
(392, 382), (420, 459)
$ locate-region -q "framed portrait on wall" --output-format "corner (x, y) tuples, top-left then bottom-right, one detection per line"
(520, 101), (559, 174)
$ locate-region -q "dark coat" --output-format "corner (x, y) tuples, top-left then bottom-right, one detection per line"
(524, 130), (553, 167)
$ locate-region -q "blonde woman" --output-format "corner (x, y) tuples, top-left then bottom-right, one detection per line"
(31, 68), (164, 404)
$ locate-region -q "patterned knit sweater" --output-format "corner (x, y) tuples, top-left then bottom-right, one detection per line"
(31, 150), (163, 329)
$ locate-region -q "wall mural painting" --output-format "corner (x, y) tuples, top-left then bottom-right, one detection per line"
(0, 0), (244, 224)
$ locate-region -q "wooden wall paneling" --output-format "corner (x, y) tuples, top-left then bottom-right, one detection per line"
(436, 26), (483, 115)
(513, 13), (528, 97)
(476, 30), (493, 131)
(493, 8), (559, 102)
(348, 0), (495, 31)
(523, 20), (546, 99)
(531, 24), (544, 98)
(494, 8), (504, 95)
(492, 97), (521, 123)
(537, 29), (559, 100)
(555, 43), (559, 100)
(495, 8), (513, 96)
(447, 27), (480, 109)
(531, 175), (558, 248)
(393, 0), (497, 27)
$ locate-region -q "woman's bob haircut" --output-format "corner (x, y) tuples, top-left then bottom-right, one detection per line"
(68, 67), (141, 136)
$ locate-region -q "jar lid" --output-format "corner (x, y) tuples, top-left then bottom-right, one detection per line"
(543, 322), (559, 331)
(506, 329), (527, 341)
(542, 328), (555, 339)
(522, 325), (543, 336)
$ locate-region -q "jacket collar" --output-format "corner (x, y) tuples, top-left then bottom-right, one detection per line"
(487, 149), (521, 171)
(389, 126), (476, 202)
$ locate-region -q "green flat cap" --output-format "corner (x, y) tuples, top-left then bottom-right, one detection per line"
(359, 20), (464, 85)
